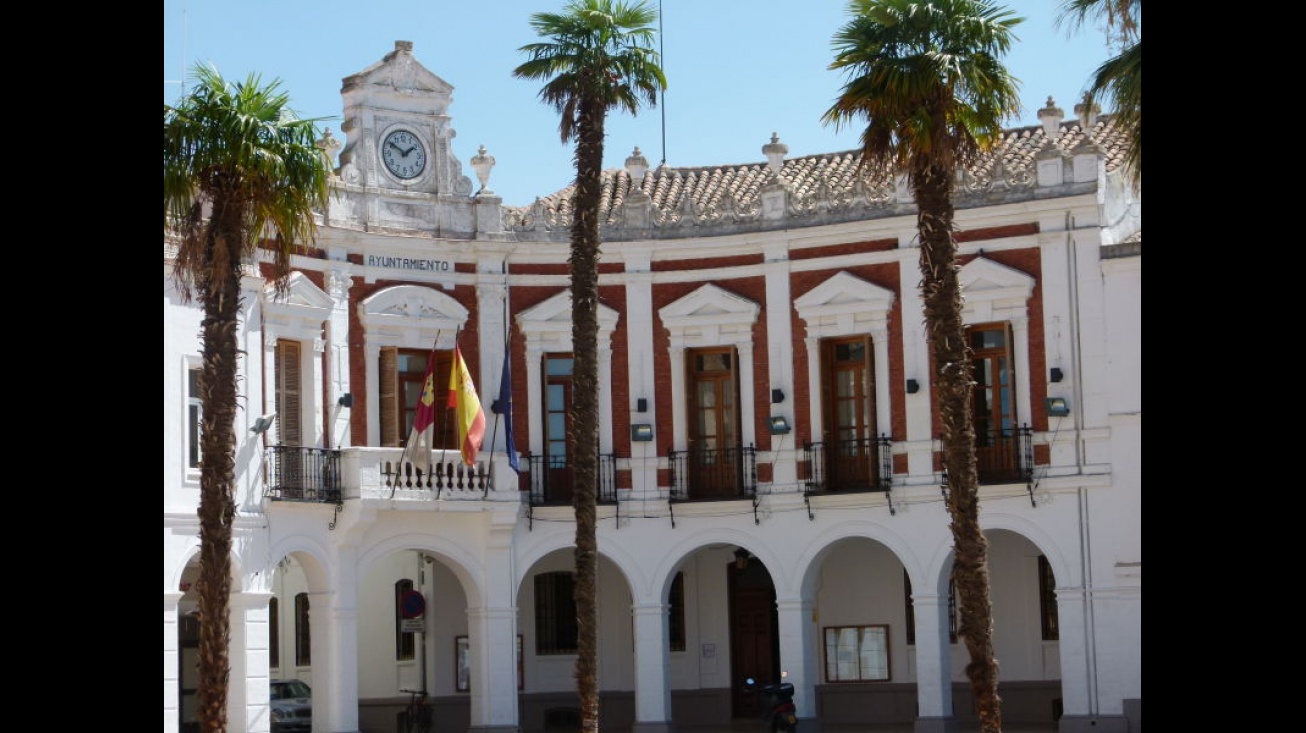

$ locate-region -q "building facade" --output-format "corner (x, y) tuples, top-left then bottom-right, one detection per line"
(163, 42), (1141, 733)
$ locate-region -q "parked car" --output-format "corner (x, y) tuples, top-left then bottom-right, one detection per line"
(270, 679), (312, 732)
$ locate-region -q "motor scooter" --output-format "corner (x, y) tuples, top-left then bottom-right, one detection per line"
(744, 673), (798, 733)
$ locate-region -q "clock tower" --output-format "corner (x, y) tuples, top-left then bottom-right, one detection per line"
(328, 41), (501, 237)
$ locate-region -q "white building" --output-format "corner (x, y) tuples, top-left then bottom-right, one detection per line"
(163, 41), (1141, 733)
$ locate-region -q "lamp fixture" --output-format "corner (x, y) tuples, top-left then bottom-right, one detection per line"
(631, 423), (654, 442)
(734, 547), (750, 570)
(250, 412), (278, 434)
(1050, 367), (1064, 383)
(906, 379), (920, 394)
(768, 415), (791, 435)
(338, 393), (353, 408)
(1046, 397), (1070, 417)
(771, 388), (784, 404)
(636, 397), (648, 413)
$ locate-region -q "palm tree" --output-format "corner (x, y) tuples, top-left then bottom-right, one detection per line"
(822, 2), (1022, 731)
(1057, 0), (1141, 187)
(513, 2), (664, 730)
(164, 64), (330, 733)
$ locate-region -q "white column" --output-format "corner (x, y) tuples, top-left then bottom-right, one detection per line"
(233, 590), (272, 733)
(323, 546), (361, 733)
(526, 345), (545, 459)
(763, 244), (796, 488)
(1010, 314), (1033, 428)
(326, 267), (353, 449)
(738, 341), (756, 448)
(467, 606), (521, 733)
(870, 323), (892, 438)
(598, 330), (615, 454)
(911, 592), (953, 726)
(625, 271), (657, 500)
(803, 336), (821, 440)
(775, 597), (819, 731)
(477, 282), (510, 454)
(365, 344), (382, 446)
(164, 592), (182, 733)
(1054, 585), (1091, 717)
(898, 253), (934, 477)
(669, 346), (686, 449)
(631, 602), (673, 732)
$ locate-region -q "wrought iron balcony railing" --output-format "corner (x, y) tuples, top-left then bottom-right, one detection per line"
(264, 446), (343, 503)
(938, 425), (1035, 486)
(667, 445), (757, 501)
(524, 453), (618, 507)
(803, 435), (893, 495)
(976, 425), (1035, 485)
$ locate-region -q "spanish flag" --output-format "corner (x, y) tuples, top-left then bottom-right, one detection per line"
(447, 344), (487, 466)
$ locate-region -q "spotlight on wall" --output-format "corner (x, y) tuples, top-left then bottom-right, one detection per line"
(338, 393), (354, 408)
(631, 423), (654, 442)
(768, 416), (791, 435)
(250, 412), (278, 434)
(1046, 397), (1070, 417)
(636, 397), (648, 413)
(771, 388), (784, 404)
(1050, 367), (1064, 383)
(906, 379), (920, 394)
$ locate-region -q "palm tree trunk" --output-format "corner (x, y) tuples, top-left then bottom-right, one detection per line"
(571, 95), (605, 733)
(196, 203), (245, 733)
(913, 160), (1002, 733)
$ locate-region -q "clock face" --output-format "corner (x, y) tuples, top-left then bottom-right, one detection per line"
(381, 129), (427, 180)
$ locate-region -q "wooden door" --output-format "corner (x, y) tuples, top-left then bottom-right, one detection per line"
(822, 336), (876, 491)
(687, 348), (740, 498)
(729, 560), (778, 718)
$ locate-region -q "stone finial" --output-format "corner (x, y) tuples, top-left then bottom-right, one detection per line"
(1074, 93), (1100, 130)
(470, 144), (496, 195)
(762, 132), (788, 175)
(625, 146), (650, 187)
(315, 128), (342, 170)
(1038, 96), (1065, 140)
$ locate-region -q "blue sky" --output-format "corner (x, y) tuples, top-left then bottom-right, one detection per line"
(163, 0), (1117, 208)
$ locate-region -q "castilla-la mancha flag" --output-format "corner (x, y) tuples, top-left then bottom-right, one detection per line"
(447, 344), (487, 466)
(403, 345), (440, 466)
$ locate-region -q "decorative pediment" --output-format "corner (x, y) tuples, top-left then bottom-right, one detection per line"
(960, 258), (1035, 323)
(516, 290), (619, 351)
(341, 41), (454, 115)
(794, 271), (896, 339)
(659, 284), (760, 328)
(262, 272), (332, 342)
(794, 271), (895, 318)
(659, 284), (759, 348)
(359, 284), (469, 349)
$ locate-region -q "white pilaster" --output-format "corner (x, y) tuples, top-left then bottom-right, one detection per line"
(775, 597), (819, 727)
(910, 592), (953, 720)
(631, 602), (673, 727)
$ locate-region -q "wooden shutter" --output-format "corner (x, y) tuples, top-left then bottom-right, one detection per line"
(276, 340), (302, 446)
(380, 347), (398, 446)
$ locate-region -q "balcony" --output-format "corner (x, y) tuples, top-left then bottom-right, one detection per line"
(668, 446), (757, 501)
(263, 446), (521, 507)
(976, 425), (1035, 485)
(264, 446), (343, 503)
(524, 453), (618, 507)
(803, 435), (893, 495)
(936, 425), (1035, 486)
